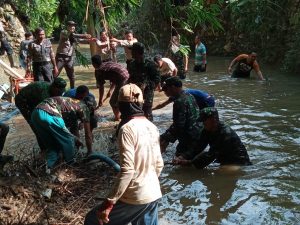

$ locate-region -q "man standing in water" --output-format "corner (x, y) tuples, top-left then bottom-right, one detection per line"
(56, 21), (92, 88)
(194, 35), (207, 72)
(228, 52), (264, 80)
(173, 107), (252, 168)
(127, 42), (160, 120)
(84, 83), (163, 225)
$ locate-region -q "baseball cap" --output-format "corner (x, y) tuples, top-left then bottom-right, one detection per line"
(162, 76), (182, 91)
(67, 21), (77, 26)
(199, 107), (219, 122)
(118, 83), (143, 103)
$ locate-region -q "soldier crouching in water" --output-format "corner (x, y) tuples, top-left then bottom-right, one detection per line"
(173, 107), (252, 168)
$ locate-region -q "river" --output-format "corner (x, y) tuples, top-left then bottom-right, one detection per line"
(154, 57), (300, 224)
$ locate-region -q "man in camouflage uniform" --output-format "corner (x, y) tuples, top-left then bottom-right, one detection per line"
(160, 77), (203, 159)
(15, 77), (67, 151)
(173, 107), (252, 168)
(27, 27), (58, 82)
(127, 42), (160, 120)
(56, 21), (92, 88)
(31, 96), (93, 169)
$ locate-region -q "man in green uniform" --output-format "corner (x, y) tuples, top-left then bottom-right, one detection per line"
(160, 77), (203, 160)
(173, 107), (252, 168)
(127, 42), (160, 120)
(15, 77), (67, 151)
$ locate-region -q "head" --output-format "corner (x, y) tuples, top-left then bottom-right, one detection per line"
(162, 77), (183, 97)
(248, 52), (257, 63)
(75, 85), (89, 100)
(100, 30), (108, 41)
(91, 55), (102, 69)
(195, 35), (201, 45)
(171, 35), (180, 46)
(25, 32), (33, 40)
(118, 83), (144, 116)
(153, 54), (163, 68)
(200, 107), (220, 132)
(124, 30), (134, 41)
(131, 42), (145, 61)
(66, 21), (76, 33)
(49, 77), (67, 96)
(34, 27), (45, 42)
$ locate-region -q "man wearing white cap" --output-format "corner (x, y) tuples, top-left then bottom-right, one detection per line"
(84, 83), (164, 225)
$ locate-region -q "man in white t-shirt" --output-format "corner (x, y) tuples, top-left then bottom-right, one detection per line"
(154, 54), (178, 91)
(84, 83), (164, 225)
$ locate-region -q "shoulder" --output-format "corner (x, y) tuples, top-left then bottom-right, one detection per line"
(121, 118), (159, 135)
(235, 54), (248, 61)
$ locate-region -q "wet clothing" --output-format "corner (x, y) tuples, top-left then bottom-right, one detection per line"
(192, 122), (252, 169)
(159, 58), (177, 77)
(32, 97), (90, 168)
(194, 64), (207, 72)
(168, 44), (187, 79)
(28, 39), (54, 82)
(19, 39), (32, 69)
(195, 43), (206, 66)
(127, 59), (160, 120)
(185, 89), (215, 110)
(95, 62), (129, 108)
(161, 91), (203, 159)
(84, 199), (159, 225)
(231, 54), (260, 78)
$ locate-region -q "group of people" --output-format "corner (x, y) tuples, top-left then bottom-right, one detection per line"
(0, 19), (267, 225)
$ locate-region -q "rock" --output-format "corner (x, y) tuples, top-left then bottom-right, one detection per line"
(223, 42), (232, 52)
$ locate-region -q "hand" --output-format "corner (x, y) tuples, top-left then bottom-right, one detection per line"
(106, 92), (111, 98)
(160, 139), (169, 153)
(75, 138), (83, 148)
(184, 67), (188, 72)
(85, 34), (92, 39)
(90, 37), (97, 42)
(228, 66), (232, 74)
(96, 200), (114, 224)
(53, 66), (59, 77)
(96, 101), (103, 109)
(172, 156), (191, 166)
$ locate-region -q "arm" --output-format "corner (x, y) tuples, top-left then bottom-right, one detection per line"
(253, 62), (264, 80)
(184, 54), (188, 72)
(153, 98), (172, 110)
(73, 33), (91, 39)
(95, 39), (110, 49)
(202, 53), (207, 67)
(228, 58), (238, 74)
(83, 122), (93, 155)
(50, 46), (58, 76)
(106, 82), (116, 98)
(172, 67), (178, 76)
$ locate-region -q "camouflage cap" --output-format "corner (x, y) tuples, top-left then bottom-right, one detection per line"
(118, 83), (143, 103)
(199, 107), (219, 122)
(52, 77), (67, 89)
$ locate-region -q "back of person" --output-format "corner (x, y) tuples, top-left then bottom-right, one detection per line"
(117, 118), (162, 204)
(185, 89), (215, 110)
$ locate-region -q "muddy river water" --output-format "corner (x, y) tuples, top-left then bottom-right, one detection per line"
(155, 57), (300, 224)
(3, 54), (299, 224)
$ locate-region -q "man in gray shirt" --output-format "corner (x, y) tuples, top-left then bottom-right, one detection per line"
(56, 21), (91, 88)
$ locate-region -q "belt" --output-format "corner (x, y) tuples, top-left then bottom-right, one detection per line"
(33, 61), (51, 65)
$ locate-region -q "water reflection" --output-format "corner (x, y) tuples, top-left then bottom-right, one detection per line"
(156, 57), (300, 224)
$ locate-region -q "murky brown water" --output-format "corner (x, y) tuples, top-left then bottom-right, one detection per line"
(154, 57), (300, 225)
(4, 45), (299, 224)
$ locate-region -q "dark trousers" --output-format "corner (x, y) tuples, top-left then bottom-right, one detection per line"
(56, 55), (75, 88)
(0, 123), (9, 153)
(84, 199), (159, 225)
(32, 62), (53, 82)
(0, 38), (13, 56)
(193, 64), (207, 72)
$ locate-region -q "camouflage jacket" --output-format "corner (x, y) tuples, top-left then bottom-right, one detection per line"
(127, 58), (160, 90)
(192, 122), (251, 168)
(36, 96), (90, 123)
(162, 91), (202, 142)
